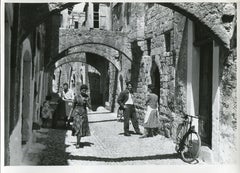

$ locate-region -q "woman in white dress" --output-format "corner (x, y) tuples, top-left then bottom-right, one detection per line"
(141, 84), (160, 138)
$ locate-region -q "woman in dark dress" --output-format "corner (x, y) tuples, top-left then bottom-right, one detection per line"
(69, 84), (91, 148)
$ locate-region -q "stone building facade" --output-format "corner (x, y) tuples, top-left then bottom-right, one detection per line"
(111, 3), (237, 163)
(53, 3), (114, 110)
(4, 4), (62, 165)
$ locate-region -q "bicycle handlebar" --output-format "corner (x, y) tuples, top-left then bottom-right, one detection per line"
(183, 114), (199, 119)
(179, 110), (199, 119)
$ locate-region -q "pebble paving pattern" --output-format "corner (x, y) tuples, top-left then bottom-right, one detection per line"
(22, 112), (203, 165)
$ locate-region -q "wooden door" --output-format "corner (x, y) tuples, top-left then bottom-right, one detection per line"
(199, 41), (213, 147)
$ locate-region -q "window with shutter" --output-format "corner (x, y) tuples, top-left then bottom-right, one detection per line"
(93, 3), (99, 28)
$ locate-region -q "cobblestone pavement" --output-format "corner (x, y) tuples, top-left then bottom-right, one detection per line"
(22, 112), (204, 165)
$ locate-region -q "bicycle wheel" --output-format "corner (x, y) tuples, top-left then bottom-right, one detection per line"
(180, 131), (201, 163)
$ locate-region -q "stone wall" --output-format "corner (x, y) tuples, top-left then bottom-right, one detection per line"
(145, 4), (175, 117)
(7, 14), (50, 164)
(160, 3), (236, 49)
(59, 28), (131, 61)
(219, 45), (237, 163)
(108, 63), (119, 112)
(173, 14), (188, 116)
(112, 3), (203, 140)
(133, 55), (152, 123)
(144, 5), (187, 138)
(45, 14), (61, 66)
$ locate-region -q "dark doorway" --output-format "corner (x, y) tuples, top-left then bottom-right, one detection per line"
(130, 41), (143, 91)
(88, 72), (102, 111)
(199, 41), (213, 147)
(150, 60), (160, 102)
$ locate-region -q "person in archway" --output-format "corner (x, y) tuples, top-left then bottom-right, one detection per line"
(69, 84), (91, 148)
(41, 96), (54, 128)
(61, 83), (74, 101)
(140, 84), (160, 138)
(117, 81), (142, 136)
(60, 83), (74, 127)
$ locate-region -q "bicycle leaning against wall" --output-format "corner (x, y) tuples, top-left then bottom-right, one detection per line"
(175, 111), (201, 163)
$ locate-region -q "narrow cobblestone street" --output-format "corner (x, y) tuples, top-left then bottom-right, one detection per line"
(3, 2), (238, 168)
(22, 112), (204, 165)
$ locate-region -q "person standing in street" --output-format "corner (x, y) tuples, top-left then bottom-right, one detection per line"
(117, 82), (142, 136)
(61, 83), (74, 101)
(41, 96), (54, 128)
(60, 83), (74, 127)
(69, 84), (91, 148)
(140, 84), (160, 138)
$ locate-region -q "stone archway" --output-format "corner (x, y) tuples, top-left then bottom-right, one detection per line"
(53, 52), (114, 111)
(159, 3), (235, 49)
(44, 28), (133, 70)
(48, 44), (122, 71)
(19, 3), (235, 51)
(59, 29), (131, 60)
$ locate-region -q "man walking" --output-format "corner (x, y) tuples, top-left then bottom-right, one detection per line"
(117, 82), (142, 136)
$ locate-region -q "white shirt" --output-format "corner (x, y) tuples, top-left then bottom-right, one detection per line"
(125, 93), (134, 105)
(62, 89), (74, 100)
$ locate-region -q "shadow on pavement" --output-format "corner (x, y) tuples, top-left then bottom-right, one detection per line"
(118, 131), (137, 135)
(72, 142), (94, 147)
(35, 128), (71, 165)
(89, 119), (118, 124)
(68, 153), (180, 162)
(81, 142), (94, 147)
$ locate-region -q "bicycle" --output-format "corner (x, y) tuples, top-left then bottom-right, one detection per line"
(175, 112), (201, 163)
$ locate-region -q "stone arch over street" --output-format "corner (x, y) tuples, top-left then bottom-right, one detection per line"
(58, 28), (132, 60)
(159, 3), (235, 49)
(53, 52), (114, 111)
(19, 3), (235, 50)
(48, 44), (122, 71)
